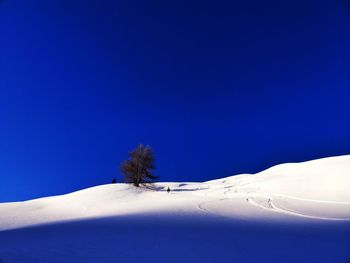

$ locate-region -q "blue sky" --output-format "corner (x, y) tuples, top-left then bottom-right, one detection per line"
(1, 0), (350, 201)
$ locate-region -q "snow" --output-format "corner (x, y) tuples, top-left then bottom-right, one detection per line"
(0, 155), (350, 262)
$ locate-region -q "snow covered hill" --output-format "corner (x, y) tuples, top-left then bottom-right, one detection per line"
(1, 155), (350, 231)
(0, 155), (350, 263)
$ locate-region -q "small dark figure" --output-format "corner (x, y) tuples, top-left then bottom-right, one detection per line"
(167, 187), (170, 193)
(111, 178), (116, 184)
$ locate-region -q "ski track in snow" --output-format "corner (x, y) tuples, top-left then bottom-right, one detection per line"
(197, 169), (350, 221)
(197, 185), (350, 221)
(246, 195), (350, 221)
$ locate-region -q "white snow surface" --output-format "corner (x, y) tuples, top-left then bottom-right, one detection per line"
(1, 155), (350, 231)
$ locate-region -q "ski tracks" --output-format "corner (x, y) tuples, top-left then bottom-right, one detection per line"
(196, 175), (350, 221)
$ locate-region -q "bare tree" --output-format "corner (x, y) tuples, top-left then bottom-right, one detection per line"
(121, 144), (157, 186)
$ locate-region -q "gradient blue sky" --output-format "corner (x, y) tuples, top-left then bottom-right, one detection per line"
(1, 0), (350, 201)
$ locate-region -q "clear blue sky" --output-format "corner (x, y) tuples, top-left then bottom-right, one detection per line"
(1, 0), (350, 201)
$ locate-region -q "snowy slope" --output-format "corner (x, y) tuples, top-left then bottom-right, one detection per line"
(1, 155), (350, 263)
(204, 155), (350, 220)
(0, 155), (349, 231)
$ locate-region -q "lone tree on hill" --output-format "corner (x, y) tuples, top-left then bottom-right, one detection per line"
(121, 144), (157, 186)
